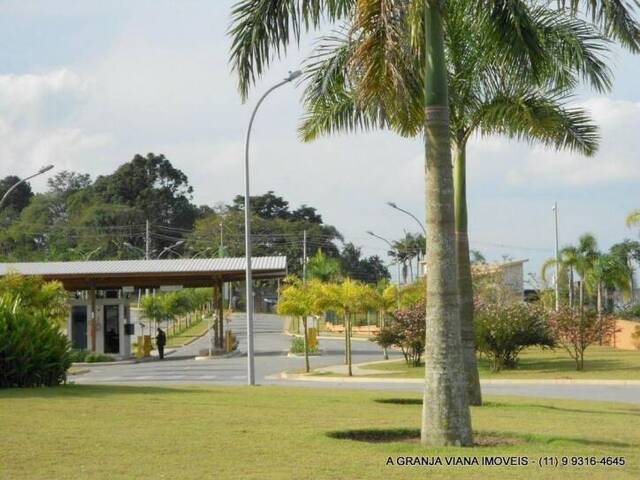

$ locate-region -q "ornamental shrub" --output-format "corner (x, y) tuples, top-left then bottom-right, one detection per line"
(0, 299), (71, 388)
(372, 302), (425, 366)
(547, 307), (618, 370)
(474, 300), (554, 372)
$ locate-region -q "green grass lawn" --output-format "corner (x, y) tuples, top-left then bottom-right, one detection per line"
(165, 318), (208, 348)
(359, 346), (640, 380)
(1, 385), (639, 479)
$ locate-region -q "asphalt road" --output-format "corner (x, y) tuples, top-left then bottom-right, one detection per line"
(75, 314), (640, 404)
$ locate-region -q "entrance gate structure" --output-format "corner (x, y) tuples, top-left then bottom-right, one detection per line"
(0, 256), (287, 357)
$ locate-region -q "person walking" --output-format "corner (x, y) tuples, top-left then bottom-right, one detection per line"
(156, 328), (166, 360)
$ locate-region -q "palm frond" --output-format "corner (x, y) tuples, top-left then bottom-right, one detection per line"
(626, 209), (640, 227)
(229, 0), (353, 99)
(299, 29), (391, 140)
(561, 0), (640, 52)
(473, 89), (599, 155)
(533, 7), (613, 93)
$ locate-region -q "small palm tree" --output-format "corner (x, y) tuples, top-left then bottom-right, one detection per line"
(277, 277), (315, 372)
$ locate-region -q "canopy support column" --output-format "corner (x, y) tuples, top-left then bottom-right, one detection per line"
(89, 285), (97, 352)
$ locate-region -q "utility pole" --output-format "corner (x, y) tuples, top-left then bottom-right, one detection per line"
(302, 230), (307, 284)
(553, 202), (560, 312)
(145, 220), (150, 261)
(219, 223), (224, 251)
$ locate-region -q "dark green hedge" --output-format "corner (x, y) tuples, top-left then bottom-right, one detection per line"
(0, 301), (71, 388)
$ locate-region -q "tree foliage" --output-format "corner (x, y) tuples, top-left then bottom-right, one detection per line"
(373, 301), (426, 367)
(474, 300), (554, 372)
(547, 307), (618, 370)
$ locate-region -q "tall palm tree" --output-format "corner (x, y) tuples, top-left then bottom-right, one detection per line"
(609, 240), (640, 303)
(587, 252), (630, 321)
(299, 3), (608, 408)
(572, 233), (600, 311)
(230, 0), (640, 448)
(542, 245), (579, 307)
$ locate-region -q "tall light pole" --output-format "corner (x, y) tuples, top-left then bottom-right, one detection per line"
(387, 201), (426, 234)
(553, 202), (560, 311)
(0, 165), (54, 210)
(367, 231), (401, 308)
(244, 70), (301, 386)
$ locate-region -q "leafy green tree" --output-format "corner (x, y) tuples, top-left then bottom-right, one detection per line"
(475, 300), (554, 372)
(0, 176), (33, 225)
(93, 153), (199, 247)
(548, 307), (617, 370)
(187, 194), (343, 275)
(339, 242), (390, 284)
(306, 249), (342, 282)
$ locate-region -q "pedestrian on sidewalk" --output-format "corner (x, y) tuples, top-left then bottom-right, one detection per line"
(156, 328), (166, 360)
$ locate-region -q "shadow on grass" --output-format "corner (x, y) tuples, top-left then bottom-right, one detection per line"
(327, 428), (420, 443)
(483, 401), (640, 418)
(0, 384), (211, 399)
(326, 428), (524, 446)
(327, 427), (633, 448)
(375, 398), (422, 405)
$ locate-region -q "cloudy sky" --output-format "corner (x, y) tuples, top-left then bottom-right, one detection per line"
(1, 0), (639, 281)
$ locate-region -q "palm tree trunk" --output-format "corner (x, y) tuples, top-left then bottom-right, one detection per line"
(453, 140), (482, 407)
(302, 317), (310, 373)
(421, 0), (472, 447)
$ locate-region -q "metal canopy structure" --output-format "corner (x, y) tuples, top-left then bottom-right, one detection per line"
(0, 256), (287, 290)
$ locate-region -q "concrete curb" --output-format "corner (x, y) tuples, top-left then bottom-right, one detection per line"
(283, 331), (378, 343)
(71, 349), (177, 367)
(276, 372), (640, 386)
(194, 350), (243, 361)
(277, 358), (640, 386)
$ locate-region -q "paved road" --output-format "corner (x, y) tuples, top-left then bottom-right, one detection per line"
(75, 314), (640, 404)
(76, 313), (396, 385)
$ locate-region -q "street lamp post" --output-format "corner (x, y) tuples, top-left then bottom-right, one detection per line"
(367, 230), (399, 361)
(553, 202), (560, 312)
(386, 201), (426, 234)
(367, 231), (401, 308)
(243, 70), (301, 386)
(387, 201), (426, 277)
(0, 165), (54, 210)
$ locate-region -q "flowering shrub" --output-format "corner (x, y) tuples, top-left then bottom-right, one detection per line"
(547, 307), (618, 370)
(474, 300), (554, 372)
(372, 302), (425, 366)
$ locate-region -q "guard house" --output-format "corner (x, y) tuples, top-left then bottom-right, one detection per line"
(0, 256), (287, 357)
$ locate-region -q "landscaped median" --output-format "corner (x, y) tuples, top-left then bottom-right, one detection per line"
(282, 346), (640, 384)
(1, 385), (638, 479)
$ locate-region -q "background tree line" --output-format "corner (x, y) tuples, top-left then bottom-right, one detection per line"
(0, 153), (389, 284)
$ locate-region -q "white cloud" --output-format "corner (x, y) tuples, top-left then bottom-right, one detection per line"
(0, 69), (112, 179)
(504, 98), (640, 186)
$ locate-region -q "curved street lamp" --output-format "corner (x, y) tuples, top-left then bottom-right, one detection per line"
(244, 69), (301, 386)
(0, 165), (54, 210)
(366, 230), (401, 309)
(387, 201), (426, 235)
